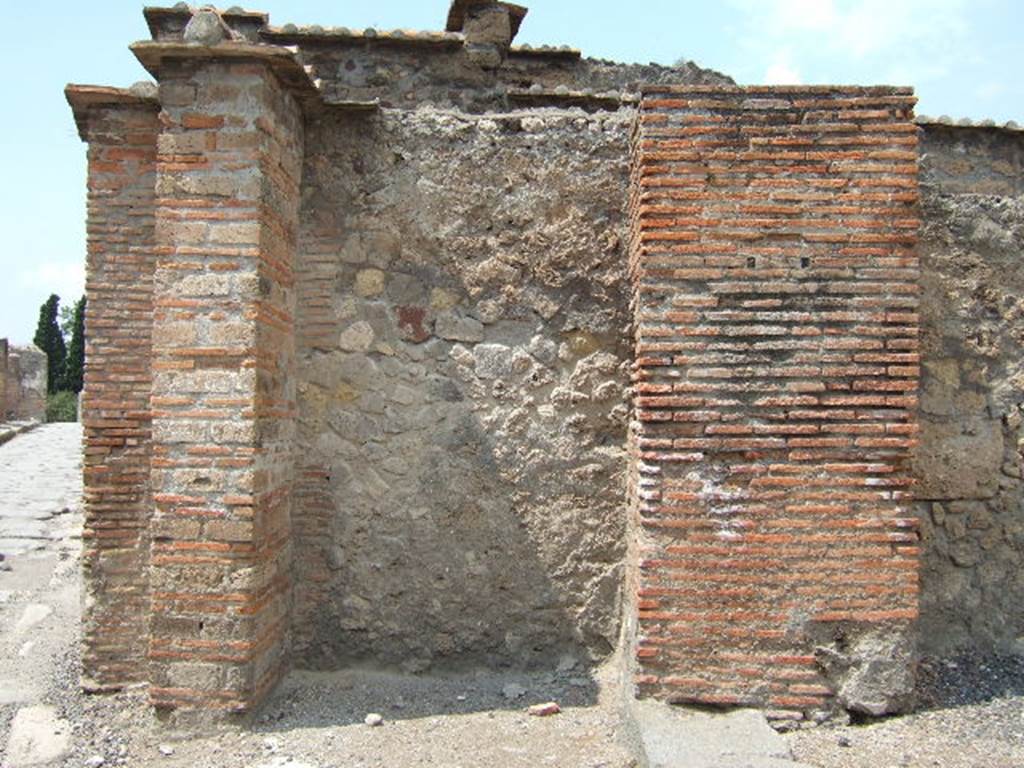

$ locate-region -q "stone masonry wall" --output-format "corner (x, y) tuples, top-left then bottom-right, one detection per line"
(69, 1), (1023, 718)
(629, 86), (921, 719)
(2, 344), (47, 422)
(292, 106), (634, 671)
(262, 29), (730, 113)
(915, 123), (1024, 655)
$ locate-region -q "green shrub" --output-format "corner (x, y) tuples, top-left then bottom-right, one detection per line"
(46, 391), (78, 423)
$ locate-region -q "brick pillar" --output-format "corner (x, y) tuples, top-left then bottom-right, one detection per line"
(66, 86), (160, 690)
(146, 57), (303, 713)
(628, 86), (921, 719)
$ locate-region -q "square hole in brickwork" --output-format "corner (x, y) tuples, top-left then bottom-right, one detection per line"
(800, 256), (811, 269)
(746, 256), (757, 269)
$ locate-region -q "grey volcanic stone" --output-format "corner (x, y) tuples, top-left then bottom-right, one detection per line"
(816, 629), (916, 716)
(183, 10), (228, 45)
(128, 81), (158, 99)
(435, 312), (484, 343)
(627, 700), (814, 768)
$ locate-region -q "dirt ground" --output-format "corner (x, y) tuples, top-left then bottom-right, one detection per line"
(1, 425), (1023, 768)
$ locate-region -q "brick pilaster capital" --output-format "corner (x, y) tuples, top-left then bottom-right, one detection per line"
(129, 40), (323, 114)
(65, 84), (159, 142)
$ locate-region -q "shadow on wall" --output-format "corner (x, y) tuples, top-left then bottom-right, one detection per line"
(289, 107), (635, 677)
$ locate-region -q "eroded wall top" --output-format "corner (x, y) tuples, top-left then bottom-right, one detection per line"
(141, 2), (732, 112)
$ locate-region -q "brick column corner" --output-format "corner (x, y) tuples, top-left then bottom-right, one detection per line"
(627, 85), (921, 722)
(66, 84), (161, 690)
(131, 41), (313, 715)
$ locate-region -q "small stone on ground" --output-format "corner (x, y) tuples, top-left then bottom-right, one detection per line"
(527, 701), (561, 717)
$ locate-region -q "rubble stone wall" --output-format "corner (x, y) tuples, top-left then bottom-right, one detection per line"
(261, 29), (730, 112)
(292, 106), (634, 671)
(915, 123), (1024, 655)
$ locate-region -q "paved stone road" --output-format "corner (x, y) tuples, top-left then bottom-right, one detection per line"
(0, 423), (82, 767)
(0, 423), (82, 555)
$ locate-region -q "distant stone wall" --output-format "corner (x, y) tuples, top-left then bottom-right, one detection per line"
(0, 339), (7, 416)
(1, 340), (47, 421)
(915, 123), (1024, 655)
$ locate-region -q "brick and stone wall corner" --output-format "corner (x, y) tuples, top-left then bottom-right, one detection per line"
(627, 85), (921, 721)
(148, 57), (303, 715)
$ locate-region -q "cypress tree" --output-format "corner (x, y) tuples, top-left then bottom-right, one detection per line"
(62, 296), (86, 394)
(33, 294), (67, 394)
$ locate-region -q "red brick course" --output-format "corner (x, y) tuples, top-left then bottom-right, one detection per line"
(628, 86), (920, 714)
(69, 92), (161, 691)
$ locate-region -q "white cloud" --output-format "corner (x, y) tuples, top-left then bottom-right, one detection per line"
(764, 51), (802, 84)
(726, 0), (971, 85)
(767, 0), (839, 31)
(731, 0), (968, 54)
(976, 82), (1006, 101)
(709, 0), (1024, 121)
(17, 261), (86, 306)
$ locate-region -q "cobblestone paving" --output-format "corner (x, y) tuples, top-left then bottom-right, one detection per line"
(0, 423), (82, 556)
(0, 423), (82, 766)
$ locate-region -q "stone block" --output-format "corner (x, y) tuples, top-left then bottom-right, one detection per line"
(913, 418), (1004, 500)
(435, 312), (484, 343)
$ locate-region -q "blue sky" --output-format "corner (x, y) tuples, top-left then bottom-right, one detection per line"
(0, 0), (1020, 344)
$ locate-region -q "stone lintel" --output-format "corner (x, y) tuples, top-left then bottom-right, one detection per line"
(130, 40), (323, 113)
(508, 88), (637, 112)
(65, 84), (159, 141)
(508, 44), (581, 60)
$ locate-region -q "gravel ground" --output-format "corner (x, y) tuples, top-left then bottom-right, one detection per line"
(916, 652), (1024, 709)
(785, 653), (1024, 768)
(3, 425), (1024, 768)
(54, 661), (637, 768)
(786, 695), (1024, 768)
